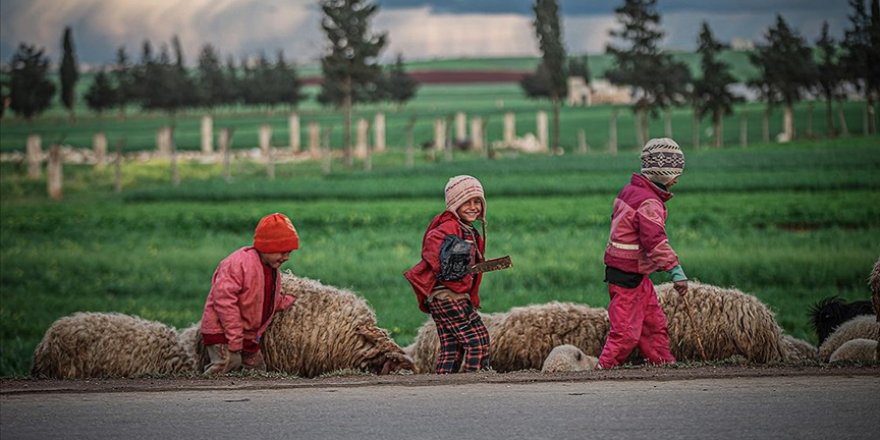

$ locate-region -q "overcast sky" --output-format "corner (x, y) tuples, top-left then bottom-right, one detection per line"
(0, 0), (852, 68)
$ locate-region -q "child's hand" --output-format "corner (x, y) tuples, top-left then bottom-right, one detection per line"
(673, 280), (689, 296)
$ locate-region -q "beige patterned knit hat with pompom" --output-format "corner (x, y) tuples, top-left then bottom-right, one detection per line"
(445, 175), (486, 220)
(640, 137), (685, 185)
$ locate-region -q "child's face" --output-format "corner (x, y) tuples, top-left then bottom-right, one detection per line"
(456, 196), (483, 223)
(666, 176), (680, 188)
(259, 251), (292, 269)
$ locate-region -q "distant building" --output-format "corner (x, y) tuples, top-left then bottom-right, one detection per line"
(567, 77), (632, 106)
(731, 38), (754, 51)
(567, 77), (591, 106)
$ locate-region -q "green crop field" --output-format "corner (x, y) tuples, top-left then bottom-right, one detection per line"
(1, 133), (878, 377)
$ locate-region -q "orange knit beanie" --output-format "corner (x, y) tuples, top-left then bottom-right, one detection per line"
(253, 213), (299, 253)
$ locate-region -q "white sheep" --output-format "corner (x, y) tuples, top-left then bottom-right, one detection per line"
(818, 315), (880, 362)
(31, 312), (196, 378)
(779, 335), (818, 363)
(407, 302), (609, 373)
(542, 344), (599, 373)
(828, 338), (878, 363)
(655, 282), (786, 363)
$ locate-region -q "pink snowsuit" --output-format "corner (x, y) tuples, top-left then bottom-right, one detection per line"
(598, 174), (679, 368)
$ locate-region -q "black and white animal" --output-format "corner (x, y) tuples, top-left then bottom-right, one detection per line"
(808, 296), (874, 344)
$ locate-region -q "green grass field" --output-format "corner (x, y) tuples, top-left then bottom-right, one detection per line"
(1, 134), (878, 377)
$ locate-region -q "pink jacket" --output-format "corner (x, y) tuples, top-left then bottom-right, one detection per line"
(200, 246), (296, 351)
(604, 173), (680, 275)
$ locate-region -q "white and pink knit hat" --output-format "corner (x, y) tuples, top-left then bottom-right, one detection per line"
(641, 137), (685, 185)
(445, 175), (486, 220)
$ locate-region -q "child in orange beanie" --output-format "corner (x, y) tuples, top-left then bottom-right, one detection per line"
(200, 213), (300, 375)
(405, 175), (491, 373)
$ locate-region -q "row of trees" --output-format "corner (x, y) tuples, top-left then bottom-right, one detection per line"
(1, 0), (417, 127)
(522, 0), (880, 148)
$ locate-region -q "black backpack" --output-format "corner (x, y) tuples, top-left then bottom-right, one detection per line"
(436, 234), (472, 281)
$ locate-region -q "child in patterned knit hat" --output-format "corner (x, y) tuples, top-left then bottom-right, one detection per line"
(200, 213), (300, 375)
(597, 138), (688, 369)
(405, 175), (491, 373)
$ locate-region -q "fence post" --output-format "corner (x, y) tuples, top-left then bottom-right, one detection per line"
(201, 115), (213, 154)
(322, 125), (332, 175)
(93, 132), (107, 171)
(405, 116), (416, 169)
(157, 126), (171, 156)
(47, 145), (63, 200)
(219, 128), (233, 182)
(471, 116), (484, 152)
(455, 111), (467, 144)
(837, 101), (849, 137)
(259, 124), (272, 158)
(537, 111), (549, 153)
(355, 118), (369, 159)
(373, 112), (385, 153)
(170, 126), (179, 186)
(289, 112), (300, 154)
(608, 109), (618, 155)
(503, 112), (515, 146)
(578, 129), (589, 154)
(308, 121), (321, 159)
(27, 134), (41, 179)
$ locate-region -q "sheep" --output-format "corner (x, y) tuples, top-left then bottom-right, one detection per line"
(655, 282), (786, 363)
(407, 302), (609, 373)
(541, 344), (599, 373)
(808, 296), (874, 344)
(871, 257), (880, 321)
(828, 338), (878, 363)
(779, 335), (818, 363)
(31, 312), (196, 378)
(817, 315), (880, 362)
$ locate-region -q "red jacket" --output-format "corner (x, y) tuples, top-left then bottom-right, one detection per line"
(200, 246), (296, 351)
(404, 211), (485, 313)
(604, 173), (680, 275)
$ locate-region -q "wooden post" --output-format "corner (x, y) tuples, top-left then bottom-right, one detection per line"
(444, 115), (454, 162)
(578, 129), (589, 153)
(47, 145), (63, 200)
(536, 111), (549, 153)
(259, 124), (272, 158)
(837, 101), (849, 137)
(93, 132), (107, 170)
(608, 109), (618, 155)
(405, 115), (416, 169)
(26, 134), (41, 179)
(740, 110), (748, 148)
(481, 117), (490, 160)
(455, 111), (467, 144)
(470, 116), (484, 152)
(157, 126), (171, 156)
(114, 139), (124, 193)
(170, 126), (179, 186)
(308, 121), (321, 159)
(355, 118), (369, 159)
(289, 112), (301, 153)
(201, 115), (213, 154)
(503, 112), (515, 146)
(220, 128), (233, 182)
(373, 112), (386, 152)
(322, 125), (332, 175)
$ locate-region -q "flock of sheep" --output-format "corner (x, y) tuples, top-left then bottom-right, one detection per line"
(31, 259), (880, 379)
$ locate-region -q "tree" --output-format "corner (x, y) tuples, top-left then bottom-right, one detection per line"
(84, 68), (117, 115)
(382, 53), (418, 107)
(319, 0), (387, 168)
(196, 44), (226, 109)
(606, 0), (690, 146)
(568, 56), (590, 84)
(526, 0), (568, 152)
(841, 0), (880, 134)
(816, 22), (843, 136)
(270, 50), (305, 110)
(8, 44), (56, 120)
(748, 15), (817, 141)
(113, 46), (135, 118)
(223, 54), (241, 105)
(692, 22), (741, 147)
(60, 27), (79, 120)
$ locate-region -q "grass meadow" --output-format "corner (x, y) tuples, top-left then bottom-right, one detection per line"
(1, 132), (879, 377)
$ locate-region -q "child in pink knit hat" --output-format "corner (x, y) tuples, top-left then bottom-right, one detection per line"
(405, 175), (491, 373)
(200, 213), (300, 375)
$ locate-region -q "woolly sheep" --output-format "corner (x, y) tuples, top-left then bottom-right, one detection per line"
(541, 344), (599, 373)
(872, 257), (880, 319)
(808, 296), (873, 344)
(31, 312), (196, 378)
(779, 335), (817, 363)
(407, 302), (609, 373)
(183, 273), (413, 377)
(817, 315), (880, 362)
(655, 282), (785, 363)
(828, 338), (878, 363)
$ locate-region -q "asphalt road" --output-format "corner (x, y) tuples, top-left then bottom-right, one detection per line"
(2, 375), (877, 440)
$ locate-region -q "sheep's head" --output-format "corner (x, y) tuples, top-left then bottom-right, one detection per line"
(355, 325), (415, 375)
(809, 297), (874, 344)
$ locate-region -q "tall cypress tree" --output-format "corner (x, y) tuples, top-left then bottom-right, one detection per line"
(196, 44), (226, 109)
(84, 68), (117, 116)
(816, 22), (843, 136)
(841, 0), (880, 134)
(9, 44), (56, 120)
(531, 0), (567, 153)
(60, 26), (80, 120)
(692, 22), (741, 147)
(606, 0), (690, 146)
(319, 0), (387, 168)
(749, 15), (816, 141)
(113, 46), (134, 118)
(382, 53), (418, 108)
